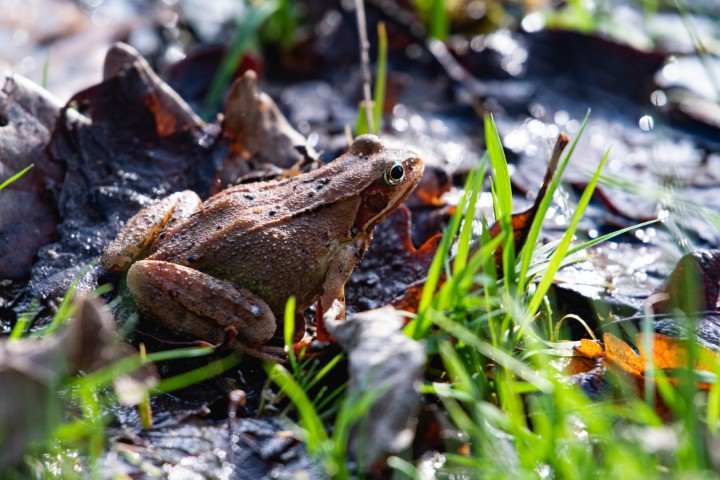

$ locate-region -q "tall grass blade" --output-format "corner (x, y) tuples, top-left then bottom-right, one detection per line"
(517, 110), (590, 293)
(202, 1), (279, 119)
(373, 22), (388, 134)
(265, 363), (328, 453)
(527, 146), (610, 315)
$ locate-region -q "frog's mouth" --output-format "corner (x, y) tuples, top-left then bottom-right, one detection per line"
(354, 155), (424, 234)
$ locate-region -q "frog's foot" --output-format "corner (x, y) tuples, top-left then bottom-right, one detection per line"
(127, 260), (278, 352)
(194, 327), (286, 362)
(102, 191), (201, 271)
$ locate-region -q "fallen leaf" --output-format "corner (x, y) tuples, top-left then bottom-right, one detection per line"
(325, 304), (426, 471)
(345, 205), (441, 314)
(572, 332), (718, 396)
(0, 73), (65, 280)
(652, 249), (720, 315)
(603, 332), (644, 377)
(212, 71), (318, 192)
(23, 42), (218, 310)
(0, 294), (152, 467)
(637, 333), (716, 373)
(574, 338), (604, 359)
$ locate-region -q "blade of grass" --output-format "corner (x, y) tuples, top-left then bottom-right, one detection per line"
(517, 110), (590, 294)
(154, 354), (241, 393)
(42, 48), (50, 89)
(202, 1), (279, 119)
(265, 363), (328, 453)
(284, 296), (298, 373)
(0, 164), (34, 191)
(355, 101), (372, 136)
(429, 0), (449, 41)
(527, 146), (611, 316)
(9, 300), (39, 339)
(484, 114), (512, 226)
(431, 311), (554, 393)
(405, 161), (484, 339)
(72, 346), (215, 391)
(372, 22), (387, 134)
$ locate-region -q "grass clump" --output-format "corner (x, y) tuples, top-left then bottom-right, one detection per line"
(269, 113), (718, 478)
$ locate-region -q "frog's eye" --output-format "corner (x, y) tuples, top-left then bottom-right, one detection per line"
(383, 162), (404, 186)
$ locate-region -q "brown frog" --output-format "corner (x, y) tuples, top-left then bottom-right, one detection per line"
(102, 135), (424, 360)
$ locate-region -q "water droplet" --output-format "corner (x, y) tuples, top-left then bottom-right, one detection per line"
(554, 110), (569, 126)
(639, 115), (654, 131)
(546, 124), (560, 139)
(650, 90), (667, 107)
(521, 12), (545, 33)
(392, 118), (408, 132)
(529, 103), (546, 119)
(661, 62), (680, 82)
(566, 119), (580, 133)
(467, 1), (486, 19)
(392, 104), (407, 117)
(405, 44), (422, 59)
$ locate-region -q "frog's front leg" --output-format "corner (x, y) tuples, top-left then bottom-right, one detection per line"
(315, 243), (361, 342)
(102, 191), (201, 272)
(127, 260), (282, 360)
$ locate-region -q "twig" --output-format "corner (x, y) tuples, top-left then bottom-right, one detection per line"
(355, 0), (375, 135)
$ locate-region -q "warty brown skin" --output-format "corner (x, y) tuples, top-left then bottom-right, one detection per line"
(102, 135), (424, 360)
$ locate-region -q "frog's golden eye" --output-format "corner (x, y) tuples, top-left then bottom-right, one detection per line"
(383, 162), (404, 186)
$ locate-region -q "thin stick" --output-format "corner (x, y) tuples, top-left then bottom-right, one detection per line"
(355, 0), (375, 135)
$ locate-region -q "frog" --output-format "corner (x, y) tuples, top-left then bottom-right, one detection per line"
(101, 135), (424, 360)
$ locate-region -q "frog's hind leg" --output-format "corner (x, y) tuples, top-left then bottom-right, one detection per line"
(127, 259), (279, 360)
(102, 191), (201, 271)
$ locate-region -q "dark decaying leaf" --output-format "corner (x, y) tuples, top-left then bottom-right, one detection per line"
(652, 249), (720, 315)
(0, 73), (65, 280)
(325, 304), (426, 470)
(345, 205), (441, 314)
(0, 294), (150, 467)
(22, 42), (219, 308)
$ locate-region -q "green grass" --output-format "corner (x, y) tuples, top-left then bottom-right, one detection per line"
(414, 0), (450, 41)
(355, 22), (389, 137)
(265, 114), (720, 478)
(0, 164), (33, 191)
(202, 0), (280, 120)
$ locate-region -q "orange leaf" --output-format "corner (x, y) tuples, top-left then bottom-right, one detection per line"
(574, 338), (604, 359)
(603, 332), (644, 377)
(637, 333), (716, 373)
